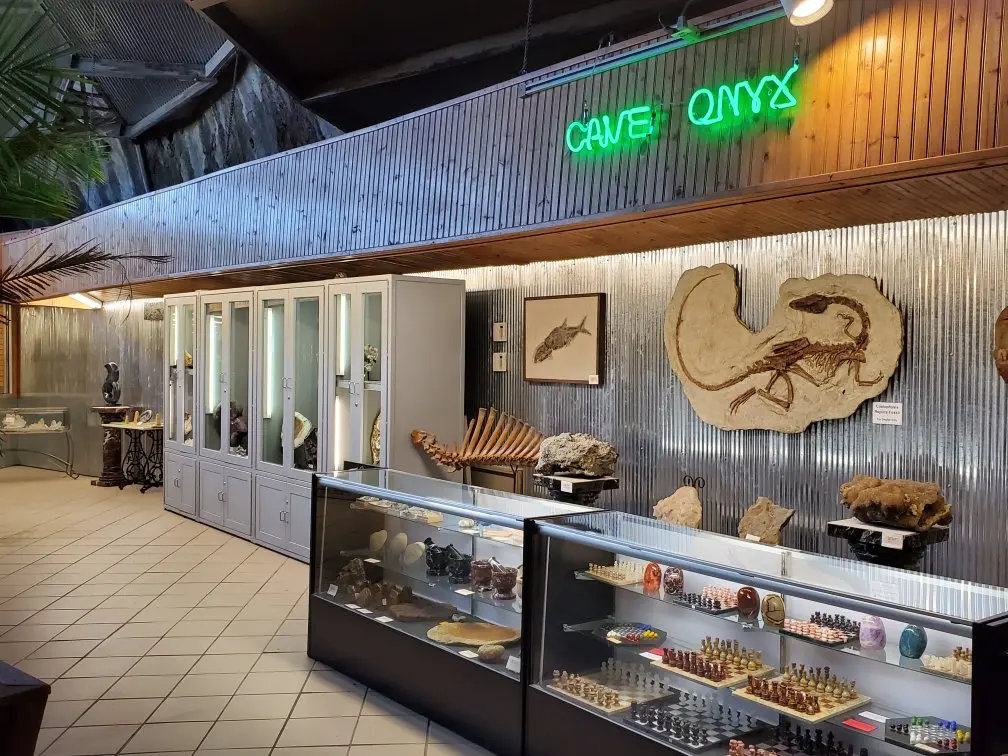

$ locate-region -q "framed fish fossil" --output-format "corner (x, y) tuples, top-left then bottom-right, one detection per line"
(523, 294), (604, 384)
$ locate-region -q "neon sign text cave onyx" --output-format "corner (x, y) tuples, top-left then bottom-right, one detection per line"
(687, 62), (799, 128)
(564, 105), (656, 155)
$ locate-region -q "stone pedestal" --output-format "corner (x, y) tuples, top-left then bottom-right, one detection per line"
(90, 406), (130, 487)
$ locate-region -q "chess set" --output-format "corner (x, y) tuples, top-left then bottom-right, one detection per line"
(625, 693), (769, 753)
(583, 561), (644, 586)
(780, 613), (860, 648)
(735, 722), (859, 755)
(732, 667), (870, 724)
(884, 717), (971, 753)
(547, 661), (665, 714)
(669, 586), (740, 615)
(593, 621), (666, 647)
(651, 638), (775, 689)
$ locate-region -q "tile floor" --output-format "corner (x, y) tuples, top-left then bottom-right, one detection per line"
(0, 467), (492, 756)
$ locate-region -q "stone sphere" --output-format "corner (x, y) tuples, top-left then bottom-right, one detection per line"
(899, 624), (928, 659)
(860, 615), (887, 649)
(736, 586), (760, 620)
(761, 593), (786, 626)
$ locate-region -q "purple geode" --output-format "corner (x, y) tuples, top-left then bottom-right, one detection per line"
(860, 615), (887, 649)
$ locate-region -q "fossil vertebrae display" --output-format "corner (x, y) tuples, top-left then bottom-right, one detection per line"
(411, 407), (544, 471)
(664, 264), (903, 433)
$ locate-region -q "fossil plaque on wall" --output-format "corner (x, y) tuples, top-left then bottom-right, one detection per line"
(995, 307), (1008, 382)
(663, 264), (903, 433)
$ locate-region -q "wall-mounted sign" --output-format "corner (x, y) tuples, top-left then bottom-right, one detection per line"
(564, 105), (656, 155)
(687, 62), (799, 128)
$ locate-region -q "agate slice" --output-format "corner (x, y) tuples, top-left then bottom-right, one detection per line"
(388, 533), (408, 558)
(369, 530), (388, 552)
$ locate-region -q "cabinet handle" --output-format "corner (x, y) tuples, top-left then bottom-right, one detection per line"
(217, 491), (224, 502)
(280, 510), (286, 522)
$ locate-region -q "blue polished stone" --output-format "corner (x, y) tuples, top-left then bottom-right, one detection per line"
(899, 624), (928, 659)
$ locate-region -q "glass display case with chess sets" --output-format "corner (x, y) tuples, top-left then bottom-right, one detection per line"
(524, 510), (1008, 756)
(309, 469), (593, 756)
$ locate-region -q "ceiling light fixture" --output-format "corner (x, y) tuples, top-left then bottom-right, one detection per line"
(69, 292), (102, 309)
(780, 0), (834, 25)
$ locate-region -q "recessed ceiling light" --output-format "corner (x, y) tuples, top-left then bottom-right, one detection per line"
(69, 292), (102, 309)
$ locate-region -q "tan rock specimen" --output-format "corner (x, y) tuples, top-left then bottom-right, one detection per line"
(653, 486), (702, 528)
(737, 497), (794, 545)
(426, 622), (521, 647)
(535, 433), (617, 477)
(840, 475), (952, 531)
(664, 264), (903, 433)
(995, 307), (1008, 382)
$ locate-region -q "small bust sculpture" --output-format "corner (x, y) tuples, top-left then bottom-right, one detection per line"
(102, 362), (121, 405)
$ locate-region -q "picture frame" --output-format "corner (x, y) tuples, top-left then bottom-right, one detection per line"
(523, 293), (605, 384)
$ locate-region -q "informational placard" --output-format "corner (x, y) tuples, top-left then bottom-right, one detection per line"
(454, 588), (474, 596)
(459, 649), (479, 659)
(872, 401), (903, 425)
(364, 557), (381, 564)
(327, 584), (338, 597)
(357, 608), (373, 615)
(881, 531), (905, 549)
(588, 374), (600, 385)
(506, 656), (521, 673)
(858, 711), (887, 723)
(376, 616), (394, 624)
(560, 479), (573, 493)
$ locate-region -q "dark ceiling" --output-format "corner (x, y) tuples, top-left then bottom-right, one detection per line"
(189, 0), (720, 131)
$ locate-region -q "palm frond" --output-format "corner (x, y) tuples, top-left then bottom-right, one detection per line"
(0, 241), (170, 304)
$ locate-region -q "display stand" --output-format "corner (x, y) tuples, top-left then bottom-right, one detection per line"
(90, 406), (130, 487)
(103, 422), (165, 493)
(534, 474), (619, 506)
(827, 518), (949, 570)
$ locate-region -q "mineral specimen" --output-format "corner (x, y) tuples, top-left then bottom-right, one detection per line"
(477, 643), (506, 662)
(860, 615), (887, 649)
(761, 594), (786, 627)
(663, 566), (684, 596)
(737, 497), (794, 545)
(736, 586), (760, 620)
(840, 475), (952, 531)
(995, 307), (1008, 382)
(899, 624), (928, 659)
(653, 486), (702, 528)
(535, 433), (617, 477)
(642, 563), (662, 594)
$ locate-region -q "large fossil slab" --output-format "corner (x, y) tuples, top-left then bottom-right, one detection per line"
(664, 264), (903, 432)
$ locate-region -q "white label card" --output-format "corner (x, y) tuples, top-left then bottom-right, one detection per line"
(872, 401), (903, 425)
(639, 651), (662, 661)
(459, 650), (479, 659)
(454, 588), (475, 596)
(588, 374), (600, 385)
(376, 616), (394, 624)
(915, 746), (940, 754)
(327, 584), (339, 596)
(345, 603), (360, 610)
(506, 656), (521, 673)
(745, 534), (762, 542)
(364, 558), (381, 564)
(357, 608), (373, 615)
(560, 480), (573, 493)
(881, 531), (905, 549)
(858, 711), (888, 723)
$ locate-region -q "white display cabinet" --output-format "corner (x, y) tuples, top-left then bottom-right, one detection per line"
(254, 473), (312, 560)
(164, 452), (196, 518)
(164, 295), (197, 455)
(326, 275), (464, 476)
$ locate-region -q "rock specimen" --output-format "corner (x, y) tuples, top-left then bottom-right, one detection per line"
(664, 264), (903, 432)
(535, 433), (617, 477)
(663, 567), (684, 596)
(477, 644), (506, 662)
(412, 407), (544, 471)
(995, 307), (1008, 382)
(761, 594), (786, 627)
(738, 497), (795, 545)
(736, 586), (760, 620)
(860, 615), (887, 649)
(427, 622), (521, 646)
(840, 475), (952, 531)
(653, 486), (702, 528)
(899, 625), (928, 659)
(643, 563), (662, 594)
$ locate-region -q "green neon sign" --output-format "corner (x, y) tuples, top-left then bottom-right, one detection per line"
(565, 105), (656, 155)
(687, 62), (799, 128)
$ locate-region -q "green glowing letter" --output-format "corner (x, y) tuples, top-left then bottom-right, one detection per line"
(688, 63), (799, 129)
(564, 105), (656, 155)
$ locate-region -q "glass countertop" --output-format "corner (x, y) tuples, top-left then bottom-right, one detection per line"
(541, 510), (1008, 626)
(318, 467), (593, 527)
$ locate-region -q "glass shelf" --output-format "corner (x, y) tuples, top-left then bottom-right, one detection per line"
(314, 589), (519, 680)
(350, 498), (524, 547)
(576, 569), (973, 686)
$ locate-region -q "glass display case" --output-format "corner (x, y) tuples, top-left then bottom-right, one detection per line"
(525, 511), (1008, 756)
(255, 285), (324, 482)
(198, 290), (253, 465)
(310, 468), (593, 756)
(1, 406), (75, 477)
(164, 295), (197, 453)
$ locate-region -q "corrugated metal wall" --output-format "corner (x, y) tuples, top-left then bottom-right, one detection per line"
(438, 210), (1008, 586)
(10, 302), (163, 477)
(9, 0), (1008, 297)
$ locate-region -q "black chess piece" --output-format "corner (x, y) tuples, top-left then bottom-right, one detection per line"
(835, 741), (845, 756)
(847, 745), (854, 756)
(815, 729), (824, 748)
(719, 704), (725, 719)
(746, 715), (752, 728)
(859, 750), (867, 756)
(827, 732), (835, 751)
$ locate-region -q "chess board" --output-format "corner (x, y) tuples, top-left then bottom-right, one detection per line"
(668, 595), (738, 615)
(579, 568), (642, 587)
(732, 675), (870, 724)
(780, 627), (858, 648)
(651, 656), (774, 689)
(884, 717), (972, 753)
(623, 694), (770, 753)
(546, 670), (663, 714)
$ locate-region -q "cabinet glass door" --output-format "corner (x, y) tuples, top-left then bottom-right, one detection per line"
(181, 303), (195, 447)
(228, 298), (251, 461)
(260, 297), (286, 468)
(202, 301), (224, 454)
(359, 288), (386, 466)
(292, 293), (321, 473)
(330, 289), (354, 471)
(166, 303), (178, 443)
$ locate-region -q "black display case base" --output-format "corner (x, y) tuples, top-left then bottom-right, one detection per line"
(308, 594), (522, 756)
(534, 474), (619, 506)
(827, 518), (949, 570)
